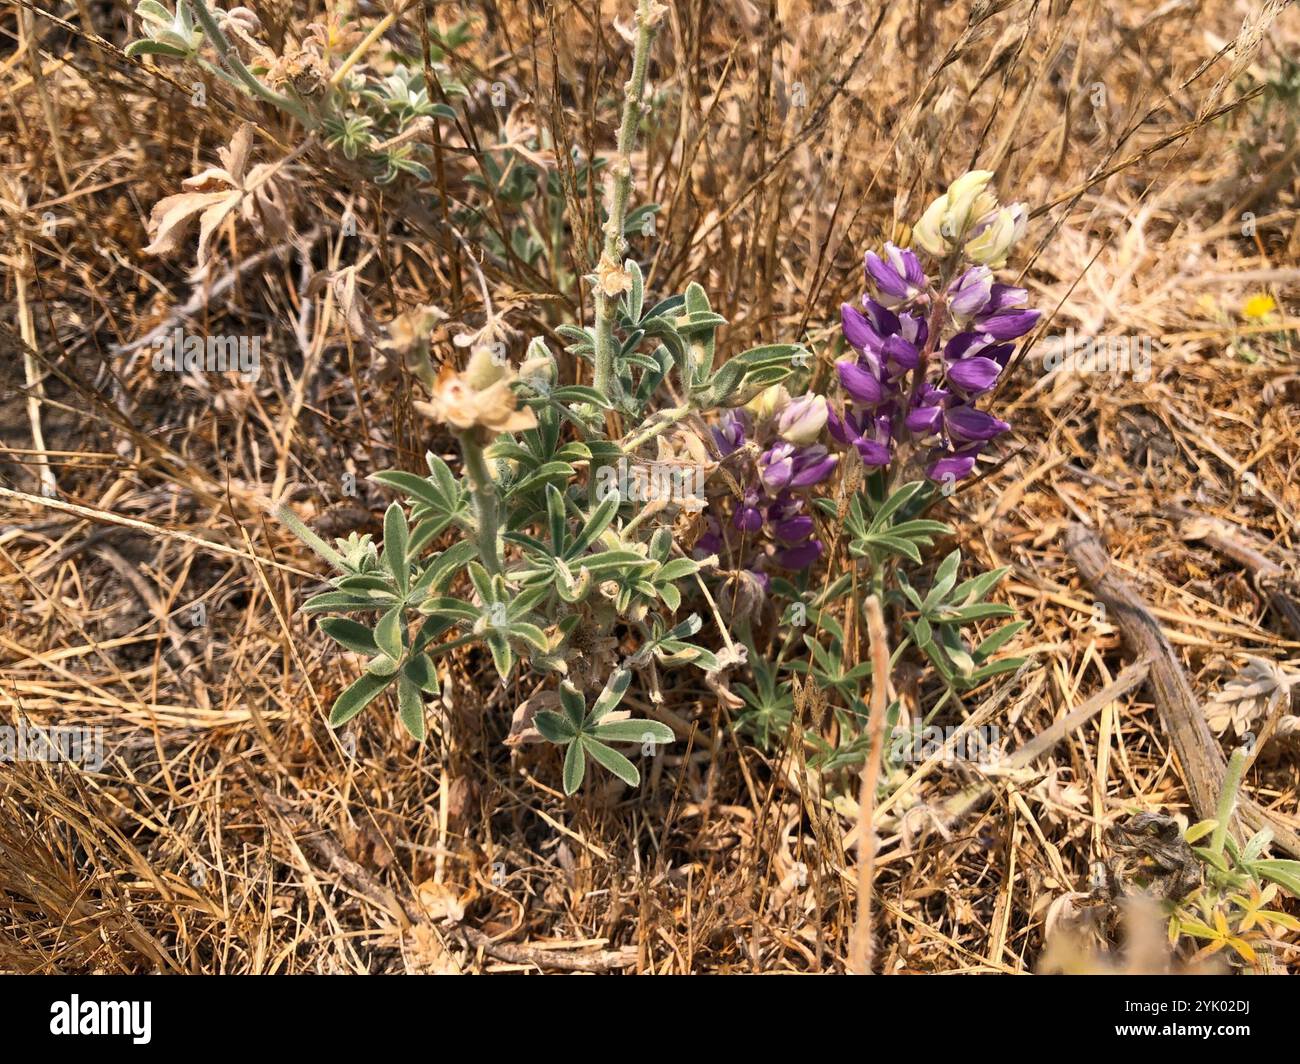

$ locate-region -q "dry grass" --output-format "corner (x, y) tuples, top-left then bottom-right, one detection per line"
(1, 0), (1299, 973)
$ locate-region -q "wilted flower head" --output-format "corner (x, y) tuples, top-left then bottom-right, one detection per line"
(415, 347), (539, 440)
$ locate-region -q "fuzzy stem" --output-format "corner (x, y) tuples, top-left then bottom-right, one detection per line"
(1210, 744), (1249, 857)
(459, 433), (503, 576)
(274, 503), (347, 570)
(591, 0), (657, 396)
(189, 0), (314, 126)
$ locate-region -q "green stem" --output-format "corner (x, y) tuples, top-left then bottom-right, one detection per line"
(189, 0), (314, 126)
(1210, 745), (1249, 858)
(591, 0), (657, 396)
(459, 433), (503, 576)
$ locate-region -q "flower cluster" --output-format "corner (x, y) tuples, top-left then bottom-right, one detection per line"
(698, 389), (837, 586)
(831, 171), (1039, 483)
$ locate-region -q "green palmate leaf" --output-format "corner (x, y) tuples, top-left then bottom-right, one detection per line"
(366, 652), (401, 676)
(371, 469), (455, 515)
(301, 590), (391, 613)
(569, 494), (620, 557)
(126, 39), (191, 57)
(559, 681), (586, 728)
(329, 670), (397, 727)
(923, 549), (962, 612)
(485, 631), (514, 680)
(951, 565), (1011, 604)
(562, 738), (587, 794)
(580, 549), (654, 573)
(968, 657), (1027, 682)
(869, 481), (925, 530)
(402, 652), (441, 694)
(938, 603), (1016, 623)
(397, 678), (426, 741)
(624, 259), (645, 323)
(581, 737), (640, 787)
(654, 558), (701, 583)
(319, 617), (379, 655)
(382, 503), (409, 593)
(508, 461), (575, 497)
(589, 719), (674, 745)
(590, 667), (632, 721)
(375, 606), (404, 660)
(974, 620), (1027, 660)
(413, 540), (478, 595)
(508, 621), (550, 651)
(535, 709), (577, 743)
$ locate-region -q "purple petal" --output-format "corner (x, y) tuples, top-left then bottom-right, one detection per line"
(946, 356), (1002, 394)
(978, 309), (1040, 341)
(945, 405), (1010, 443)
(985, 283), (1028, 314)
(861, 299), (900, 336)
(855, 439), (891, 466)
(773, 539), (824, 570)
(790, 452), (838, 488)
(927, 452), (978, 481)
(773, 515), (814, 543)
(945, 331), (995, 362)
(882, 335), (920, 372)
(906, 403), (944, 435)
(865, 250), (910, 301)
(733, 505), (763, 533)
(841, 303), (875, 351)
(837, 359), (885, 405)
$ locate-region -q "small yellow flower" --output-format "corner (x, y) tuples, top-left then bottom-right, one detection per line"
(1241, 293), (1277, 320)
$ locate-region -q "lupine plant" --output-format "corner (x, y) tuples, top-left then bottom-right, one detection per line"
(136, 1), (1036, 799)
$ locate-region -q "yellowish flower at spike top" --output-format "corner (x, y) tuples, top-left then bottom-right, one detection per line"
(414, 346), (539, 442)
(911, 170), (1027, 267)
(744, 383), (791, 422)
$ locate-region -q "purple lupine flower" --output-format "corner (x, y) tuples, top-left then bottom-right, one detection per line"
(905, 382), (949, 436)
(983, 283), (1028, 315)
(947, 266), (993, 320)
(976, 307), (1040, 341)
(694, 516), (722, 558)
(865, 243), (928, 308)
(944, 404), (1010, 444)
(841, 303), (879, 353)
(759, 442), (838, 492)
(828, 405), (893, 466)
(926, 446), (983, 482)
(789, 445), (838, 488)
(945, 354), (1002, 395)
(837, 358), (887, 406)
(772, 538), (824, 570)
(733, 488), (764, 532)
(712, 409), (750, 457)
